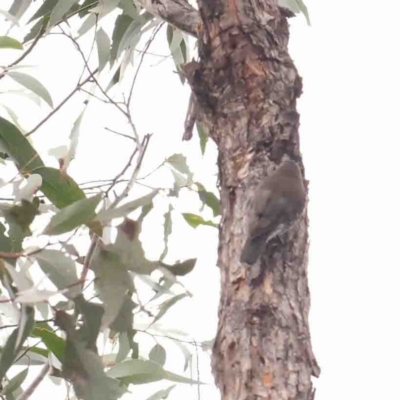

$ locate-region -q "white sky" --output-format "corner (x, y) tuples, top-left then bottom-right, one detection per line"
(2, 0), (400, 399)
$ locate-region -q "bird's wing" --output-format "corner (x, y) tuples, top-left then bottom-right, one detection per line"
(249, 194), (287, 239)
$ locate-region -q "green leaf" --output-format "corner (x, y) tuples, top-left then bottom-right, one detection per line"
(48, 0), (79, 28)
(116, 332), (131, 363)
(105, 66), (121, 92)
(28, 0), (58, 22)
(149, 344), (166, 366)
(74, 297), (104, 351)
(8, 72), (53, 107)
(34, 167), (86, 208)
(167, 26), (187, 80)
(173, 340), (192, 371)
(31, 327), (65, 362)
(153, 294), (187, 324)
(196, 183), (220, 216)
(2, 368), (28, 396)
(107, 359), (201, 385)
(24, 16), (49, 43)
(196, 123), (208, 155)
(279, 0), (311, 25)
(91, 246), (134, 328)
(166, 154), (191, 176)
(118, 0), (139, 18)
(182, 213), (218, 229)
(96, 28), (111, 72)
(0, 116), (44, 172)
(110, 14), (134, 65)
(117, 13), (153, 59)
(110, 295), (135, 333)
(8, 0), (32, 20)
(33, 250), (81, 298)
(162, 259), (196, 277)
(113, 219), (158, 274)
(160, 205), (172, 260)
(44, 194), (102, 235)
(0, 306), (34, 382)
(0, 36), (22, 50)
(96, 190), (158, 222)
(146, 385), (176, 400)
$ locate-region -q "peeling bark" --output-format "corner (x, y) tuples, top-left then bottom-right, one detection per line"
(182, 1), (320, 399)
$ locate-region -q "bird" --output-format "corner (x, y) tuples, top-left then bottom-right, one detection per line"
(240, 160), (306, 265)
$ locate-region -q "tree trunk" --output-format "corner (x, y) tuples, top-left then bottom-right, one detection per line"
(183, 1), (320, 399)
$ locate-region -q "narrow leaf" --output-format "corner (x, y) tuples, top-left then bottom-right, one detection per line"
(28, 0), (58, 22)
(33, 249), (81, 298)
(44, 194), (102, 235)
(96, 190), (158, 222)
(49, 0), (79, 28)
(196, 123), (208, 155)
(96, 28), (111, 71)
(34, 166), (86, 209)
(153, 294), (187, 324)
(149, 344), (166, 366)
(0, 36), (22, 50)
(110, 14), (133, 65)
(2, 368), (28, 396)
(8, 72), (53, 107)
(196, 183), (220, 216)
(0, 116), (44, 172)
(182, 213), (218, 229)
(31, 327), (65, 362)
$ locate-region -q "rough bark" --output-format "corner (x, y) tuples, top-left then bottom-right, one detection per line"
(181, 1), (320, 399)
(137, 0), (201, 37)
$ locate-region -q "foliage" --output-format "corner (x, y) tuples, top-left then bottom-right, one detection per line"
(0, 1), (222, 399)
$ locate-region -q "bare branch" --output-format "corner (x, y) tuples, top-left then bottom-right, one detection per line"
(25, 69), (98, 137)
(16, 362), (50, 400)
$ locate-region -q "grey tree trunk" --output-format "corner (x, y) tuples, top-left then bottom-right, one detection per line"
(142, 0), (320, 398)
(183, 1), (320, 399)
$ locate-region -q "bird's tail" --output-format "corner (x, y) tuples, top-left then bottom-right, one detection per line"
(240, 235), (267, 265)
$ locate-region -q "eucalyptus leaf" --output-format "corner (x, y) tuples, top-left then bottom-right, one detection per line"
(48, 0), (79, 28)
(0, 36), (22, 50)
(90, 246), (134, 328)
(96, 190), (158, 222)
(33, 249), (81, 298)
(107, 358), (201, 385)
(44, 194), (102, 235)
(153, 294), (187, 324)
(149, 344), (166, 366)
(96, 28), (111, 71)
(182, 213), (218, 229)
(196, 123), (208, 155)
(8, 72), (53, 107)
(2, 368), (28, 396)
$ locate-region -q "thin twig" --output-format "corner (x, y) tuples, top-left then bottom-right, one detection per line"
(104, 127), (135, 141)
(109, 134), (151, 208)
(0, 246), (47, 260)
(16, 362), (50, 400)
(80, 235), (99, 288)
(105, 147), (139, 196)
(127, 23), (164, 108)
(25, 69), (98, 137)
(0, 24), (46, 80)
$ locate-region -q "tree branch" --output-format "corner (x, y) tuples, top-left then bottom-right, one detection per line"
(16, 362), (50, 400)
(138, 0), (201, 37)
